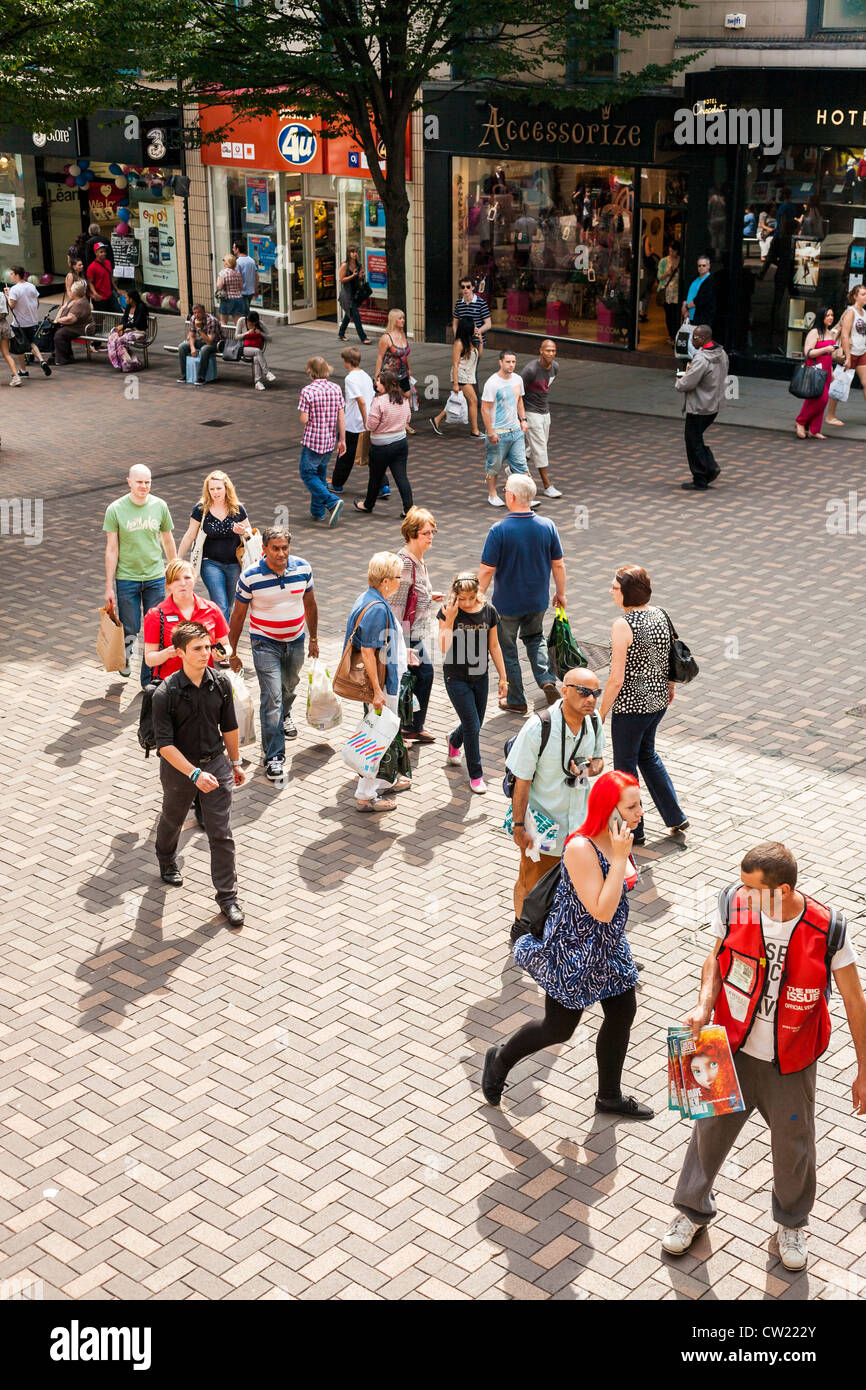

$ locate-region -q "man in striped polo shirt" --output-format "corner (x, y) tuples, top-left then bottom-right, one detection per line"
(453, 277), (492, 359)
(227, 527), (319, 780)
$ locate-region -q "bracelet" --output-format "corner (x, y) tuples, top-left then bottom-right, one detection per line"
(189, 767), (202, 784)
(231, 760), (242, 767)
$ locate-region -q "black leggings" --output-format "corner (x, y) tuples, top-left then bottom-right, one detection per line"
(364, 438), (413, 513)
(498, 986), (637, 1100)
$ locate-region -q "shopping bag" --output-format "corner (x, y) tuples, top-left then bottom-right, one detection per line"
(306, 659), (342, 731)
(97, 602), (127, 672)
(236, 527), (264, 568)
(397, 669), (417, 728)
(546, 606), (588, 681)
(222, 668), (256, 745)
(829, 365), (854, 403)
(378, 730), (411, 785)
(340, 706), (400, 777)
(190, 528), (205, 581)
(444, 390), (468, 425)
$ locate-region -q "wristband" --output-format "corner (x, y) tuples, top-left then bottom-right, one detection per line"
(231, 760), (242, 767)
(189, 767), (202, 784)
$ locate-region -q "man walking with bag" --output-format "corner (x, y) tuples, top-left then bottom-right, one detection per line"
(675, 324), (728, 491)
(227, 527), (318, 782)
(103, 464), (176, 685)
(152, 621), (245, 929)
(662, 841), (866, 1271)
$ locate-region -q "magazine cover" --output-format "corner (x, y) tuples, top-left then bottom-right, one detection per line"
(667, 1026), (691, 1116)
(680, 1025), (745, 1119)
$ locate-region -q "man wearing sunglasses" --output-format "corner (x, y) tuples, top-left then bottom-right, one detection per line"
(506, 669), (605, 915)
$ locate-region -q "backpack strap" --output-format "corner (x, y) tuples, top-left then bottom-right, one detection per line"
(156, 607), (166, 681)
(823, 906), (847, 997)
(537, 707), (552, 756)
(716, 882), (740, 940)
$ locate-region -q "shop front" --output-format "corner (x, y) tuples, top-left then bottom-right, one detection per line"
(423, 87), (697, 358)
(684, 69), (866, 375)
(200, 106), (410, 328)
(0, 113), (183, 311)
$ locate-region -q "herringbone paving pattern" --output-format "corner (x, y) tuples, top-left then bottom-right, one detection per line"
(2, 354), (865, 1299)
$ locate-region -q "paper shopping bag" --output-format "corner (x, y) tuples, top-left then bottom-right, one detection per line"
(97, 603), (127, 672)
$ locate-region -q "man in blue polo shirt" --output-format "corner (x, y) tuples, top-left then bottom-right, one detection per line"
(477, 473), (566, 714)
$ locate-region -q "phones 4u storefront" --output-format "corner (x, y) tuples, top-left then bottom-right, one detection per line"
(199, 105), (412, 327)
(423, 88), (703, 358)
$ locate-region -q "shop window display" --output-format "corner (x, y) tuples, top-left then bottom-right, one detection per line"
(452, 158), (636, 346)
(0, 153), (44, 279)
(740, 144), (866, 360)
(212, 168), (281, 313)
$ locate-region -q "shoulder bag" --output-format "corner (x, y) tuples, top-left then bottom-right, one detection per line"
(401, 553), (419, 629)
(659, 608), (699, 684)
(222, 337), (244, 361)
(788, 361), (825, 400)
(354, 278), (373, 306)
(332, 601), (388, 702)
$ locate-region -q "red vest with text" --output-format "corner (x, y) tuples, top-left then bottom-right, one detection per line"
(713, 885), (841, 1074)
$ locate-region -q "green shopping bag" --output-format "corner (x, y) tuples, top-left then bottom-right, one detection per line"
(547, 606), (588, 681)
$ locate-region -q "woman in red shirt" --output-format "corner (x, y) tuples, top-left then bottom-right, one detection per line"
(143, 559), (231, 680)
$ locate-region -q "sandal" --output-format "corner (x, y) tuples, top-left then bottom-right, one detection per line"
(354, 500), (372, 513)
(390, 776), (412, 793)
(356, 796), (396, 812)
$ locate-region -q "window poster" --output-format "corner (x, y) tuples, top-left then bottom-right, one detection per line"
(0, 193), (19, 245)
(245, 176), (269, 226)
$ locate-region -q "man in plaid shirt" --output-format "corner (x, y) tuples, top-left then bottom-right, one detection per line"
(297, 357), (346, 526)
(177, 305), (223, 385)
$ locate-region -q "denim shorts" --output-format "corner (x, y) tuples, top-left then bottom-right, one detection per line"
(219, 297), (246, 315)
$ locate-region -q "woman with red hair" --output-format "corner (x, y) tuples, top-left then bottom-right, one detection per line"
(482, 771), (653, 1118)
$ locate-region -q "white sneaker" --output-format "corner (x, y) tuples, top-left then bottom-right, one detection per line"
(9, 375), (21, 387)
(544, 485), (563, 498)
(266, 372), (276, 382)
(469, 777), (487, 794)
(661, 1212), (704, 1255)
(446, 745), (463, 765)
(255, 380), (266, 390)
(488, 495), (505, 507)
(777, 1226), (807, 1271)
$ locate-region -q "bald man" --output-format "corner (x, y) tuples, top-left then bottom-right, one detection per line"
(505, 666), (605, 917)
(521, 340), (563, 498)
(103, 465), (176, 685)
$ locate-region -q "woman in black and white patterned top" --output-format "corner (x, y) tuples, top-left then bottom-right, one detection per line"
(599, 565), (687, 846)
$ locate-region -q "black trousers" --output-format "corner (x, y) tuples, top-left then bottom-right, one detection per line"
(684, 412), (718, 486)
(498, 987), (637, 1100)
(664, 302), (681, 339)
(364, 438), (413, 512)
(332, 430), (361, 490)
(155, 752), (238, 906)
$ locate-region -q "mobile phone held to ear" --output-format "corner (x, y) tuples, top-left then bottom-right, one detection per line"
(609, 809), (624, 832)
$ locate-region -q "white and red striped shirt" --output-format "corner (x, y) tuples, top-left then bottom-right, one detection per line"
(234, 556), (313, 642)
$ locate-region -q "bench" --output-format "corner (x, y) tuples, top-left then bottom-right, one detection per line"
(83, 310), (159, 367)
(163, 323), (257, 385)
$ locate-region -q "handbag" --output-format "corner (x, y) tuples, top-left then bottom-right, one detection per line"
(222, 337), (244, 361)
(660, 608), (699, 684)
(354, 278), (373, 306)
(788, 361), (825, 400)
(190, 525), (206, 581)
(828, 365), (854, 402)
(402, 555), (419, 629)
(332, 601), (387, 702)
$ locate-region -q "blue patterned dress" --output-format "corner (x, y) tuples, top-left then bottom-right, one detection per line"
(513, 841), (639, 1011)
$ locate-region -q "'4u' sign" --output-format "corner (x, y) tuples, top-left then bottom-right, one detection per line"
(277, 122), (318, 166)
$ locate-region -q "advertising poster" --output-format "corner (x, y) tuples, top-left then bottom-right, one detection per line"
(364, 186), (385, 236)
(249, 234), (277, 271)
(245, 176), (269, 226)
(794, 240), (821, 289)
(365, 246), (387, 297)
(138, 202), (177, 287)
(0, 193), (19, 245)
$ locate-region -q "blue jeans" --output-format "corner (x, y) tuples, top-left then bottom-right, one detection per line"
(339, 303), (367, 341)
(405, 640), (434, 733)
(250, 633), (306, 762)
(485, 427), (528, 475)
(115, 576), (166, 687)
(444, 674), (489, 779)
(200, 556), (241, 623)
(299, 445), (339, 520)
(497, 611), (554, 706)
(611, 708), (685, 833)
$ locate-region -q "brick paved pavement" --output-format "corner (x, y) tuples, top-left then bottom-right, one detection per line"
(2, 354), (866, 1302)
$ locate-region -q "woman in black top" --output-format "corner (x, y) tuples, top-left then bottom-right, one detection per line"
(438, 571), (507, 794)
(106, 288), (148, 371)
(178, 470), (251, 621)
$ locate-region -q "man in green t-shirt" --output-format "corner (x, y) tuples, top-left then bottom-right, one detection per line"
(103, 465), (176, 685)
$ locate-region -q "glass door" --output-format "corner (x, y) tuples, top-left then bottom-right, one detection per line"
(286, 194), (315, 321)
(314, 198), (338, 321)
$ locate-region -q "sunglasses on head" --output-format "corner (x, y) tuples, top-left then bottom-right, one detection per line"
(563, 683), (599, 698)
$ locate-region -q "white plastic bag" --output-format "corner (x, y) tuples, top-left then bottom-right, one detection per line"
(306, 658), (342, 731)
(444, 390), (469, 425)
(223, 668), (256, 746)
(829, 365), (854, 402)
(238, 528), (264, 569)
(340, 706), (400, 777)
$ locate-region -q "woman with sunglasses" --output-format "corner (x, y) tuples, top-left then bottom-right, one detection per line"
(482, 769), (653, 1119)
(438, 571), (507, 792)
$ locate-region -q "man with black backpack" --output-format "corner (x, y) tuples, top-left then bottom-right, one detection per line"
(505, 668), (604, 916)
(151, 621), (246, 929)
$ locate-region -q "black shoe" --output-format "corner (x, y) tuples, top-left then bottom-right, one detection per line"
(681, 481), (708, 491)
(481, 1045), (509, 1106)
(40, 361), (52, 377)
(160, 864), (183, 886)
(631, 831), (646, 846)
(193, 796), (204, 828)
(670, 819), (689, 834)
(705, 469), (720, 485)
(595, 1094), (654, 1119)
(222, 901), (245, 928)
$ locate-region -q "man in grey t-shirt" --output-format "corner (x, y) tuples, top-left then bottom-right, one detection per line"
(521, 340), (563, 499)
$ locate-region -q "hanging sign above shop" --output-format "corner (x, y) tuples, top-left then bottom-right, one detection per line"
(423, 91), (662, 165)
(198, 106), (411, 179)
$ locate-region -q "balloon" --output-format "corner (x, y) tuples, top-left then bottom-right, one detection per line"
(77, 157), (89, 167)
(161, 294), (174, 308)
(145, 292), (161, 307)
(28, 275), (38, 285)
(167, 296), (179, 311)
(76, 175), (88, 187)
(117, 207), (130, 221)
(65, 176), (76, 187)
(152, 184), (163, 197)
(116, 222), (130, 237)
(68, 163), (81, 176)
(86, 170), (98, 181)
(39, 273), (53, 286)
(108, 163), (122, 176)
(114, 176), (128, 189)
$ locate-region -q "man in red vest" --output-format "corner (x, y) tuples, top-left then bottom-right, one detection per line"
(662, 842), (866, 1271)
